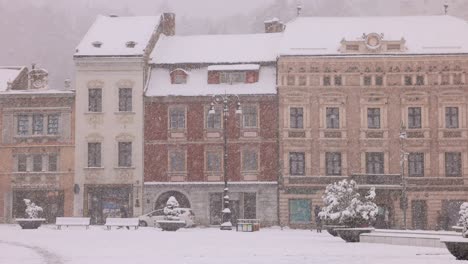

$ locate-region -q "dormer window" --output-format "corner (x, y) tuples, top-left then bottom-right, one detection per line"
(207, 64), (260, 85)
(126, 41), (136, 48)
(170, 69), (188, 84)
(92, 41), (102, 48)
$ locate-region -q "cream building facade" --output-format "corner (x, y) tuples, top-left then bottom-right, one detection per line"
(73, 14), (175, 223)
(278, 16), (468, 229)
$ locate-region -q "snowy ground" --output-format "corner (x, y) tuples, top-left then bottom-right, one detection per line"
(0, 224), (460, 264)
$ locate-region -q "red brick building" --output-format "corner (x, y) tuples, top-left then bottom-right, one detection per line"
(143, 33), (281, 226)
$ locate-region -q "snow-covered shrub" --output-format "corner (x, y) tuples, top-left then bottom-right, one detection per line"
(459, 202), (468, 238)
(319, 179), (378, 228)
(23, 199), (43, 219)
(163, 196), (180, 220)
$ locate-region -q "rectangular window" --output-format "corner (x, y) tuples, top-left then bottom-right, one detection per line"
(17, 115), (29, 136)
(169, 150), (185, 172)
(220, 72), (246, 84)
(405, 75), (413, 86)
(326, 152), (342, 176)
(32, 155), (42, 172)
(408, 153), (424, 177)
(289, 152), (305, 176)
(87, 143), (101, 167)
(32, 114), (44, 135)
(416, 75), (425, 85)
(323, 76), (331, 86)
(289, 199), (311, 224)
(118, 142), (132, 167)
(408, 107), (422, 129)
(326, 107), (340, 129)
(298, 76), (307, 86)
(454, 74), (463, 85)
(287, 76), (295, 86)
(445, 152), (462, 177)
(118, 88), (132, 112)
(206, 151), (222, 172)
(375, 76), (383, 86)
(441, 74), (450, 85)
(47, 114), (60, 135)
(242, 149), (258, 171)
(364, 76), (372, 86)
(367, 108), (381, 129)
(445, 107), (459, 129)
(290, 107), (303, 129)
(334, 76), (342, 86)
(206, 108), (222, 129)
(366, 152), (384, 174)
(48, 154), (58, 172)
(17, 155), (27, 172)
(88, 88), (102, 112)
(242, 106), (258, 128)
(170, 107), (186, 129)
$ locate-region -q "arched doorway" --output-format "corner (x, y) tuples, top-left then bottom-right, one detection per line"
(155, 191), (191, 210)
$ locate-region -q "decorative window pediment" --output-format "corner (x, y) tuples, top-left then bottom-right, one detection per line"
(340, 33), (406, 54)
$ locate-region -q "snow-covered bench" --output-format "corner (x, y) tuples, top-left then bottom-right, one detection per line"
(104, 218), (139, 230)
(55, 217), (91, 230)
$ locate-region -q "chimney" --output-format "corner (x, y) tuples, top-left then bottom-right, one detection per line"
(264, 17), (285, 33)
(161, 13), (175, 36)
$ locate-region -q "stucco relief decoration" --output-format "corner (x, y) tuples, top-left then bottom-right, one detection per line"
(85, 170), (103, 180)
(87, 114), (103, 128)
(364, 33), (383, 51)
(117, 114), (134, 126)
(28, 64), (49, 89)
(86, 133), (104, 142)
(87, 80), (104, 89)
(116, 79), (134, 88)
(118, 170), (133, 181)
(115, 133), (135, 142)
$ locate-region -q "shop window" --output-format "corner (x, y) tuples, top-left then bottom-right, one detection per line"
(289, 199), (311, 224)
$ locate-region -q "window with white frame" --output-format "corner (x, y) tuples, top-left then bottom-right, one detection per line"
(290, 107), (303, 129)
(242, 106), (258, 128)
(326, 107), (340, 129)
(88, 142), (101, 167)
(289, 152), (305, 176)
(32, 114), (44, 135)
(408, 153), (424, 177)
(169, 150), (186, 172)
(366, 152), (384, 174)
(47, 114), (60, 135)
(408, 107), (422, 129)
(445, 107), (459, 129)
(206, 151), (222, 172)
(326, 152), (342, 176)
(206, 107), (222, 129)
(367, 108), (381, 129)
(119, 88), (132, 112)
(445, 152), (462, 177)
(169, 107), (186, 129)
(17, 115), (29, 135)
(242, 149), (258, 171)
(32, 155), (42, 172)
(17, 155), (27, 172)
(88, 88), (102, 112)
(118, 142), (132, 167)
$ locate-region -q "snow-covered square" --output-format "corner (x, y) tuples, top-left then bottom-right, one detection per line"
(0, 225), (461, 264)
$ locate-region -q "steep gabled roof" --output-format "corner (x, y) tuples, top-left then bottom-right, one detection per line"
(74, 15), (160, 57)
(280, 16), (468, 56)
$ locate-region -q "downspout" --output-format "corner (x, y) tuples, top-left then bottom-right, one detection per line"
(275, 55), (282, 228)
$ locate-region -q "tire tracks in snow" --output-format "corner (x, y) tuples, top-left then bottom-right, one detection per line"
(0, 240), (64, 264)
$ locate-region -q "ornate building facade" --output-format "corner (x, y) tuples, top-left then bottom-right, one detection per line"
(278, 16), (468, 229)
(0, 65), (75, 223)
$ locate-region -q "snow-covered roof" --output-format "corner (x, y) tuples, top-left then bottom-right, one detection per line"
(150, 33), (281, 64)
(75, 15), (160, 57)
(280, 16), (468, 56)
(0, 67), (24, 92)
(207, 64), (260, 71)
(0, 89), (74, 96)
(145, 66), (276, 97)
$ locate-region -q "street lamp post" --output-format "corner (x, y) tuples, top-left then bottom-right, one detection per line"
(208, 94), (242, 230)
(399, 123), (408, 229)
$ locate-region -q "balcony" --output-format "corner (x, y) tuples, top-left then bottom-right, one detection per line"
(350, 174), (402, 189)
